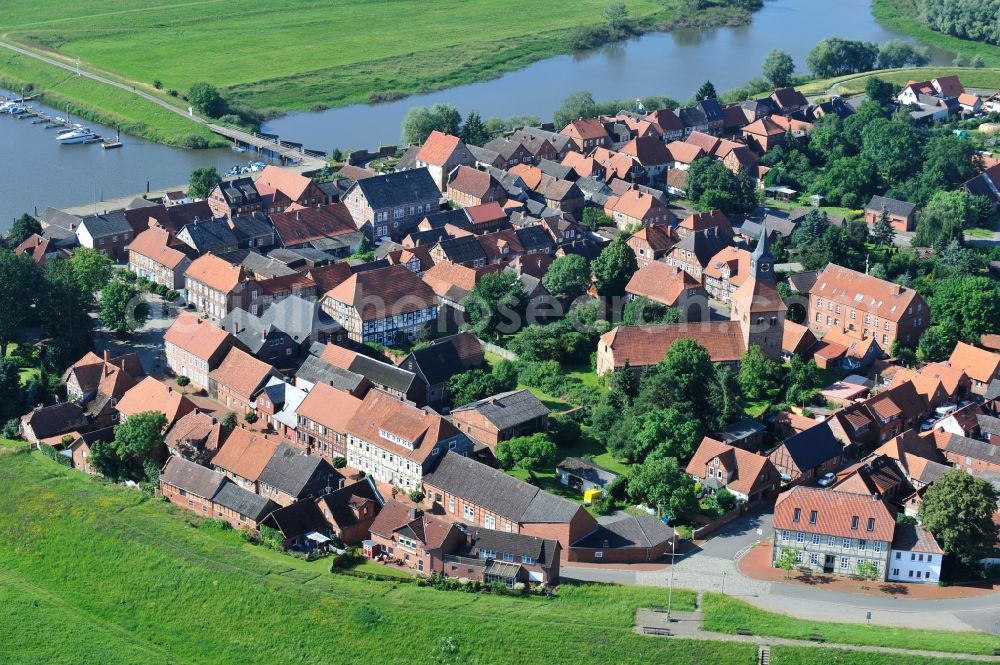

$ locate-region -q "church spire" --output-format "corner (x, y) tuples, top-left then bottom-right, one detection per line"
(750, 222), (775, 283)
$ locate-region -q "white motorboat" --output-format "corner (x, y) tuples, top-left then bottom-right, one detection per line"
(0, 100), (15, 113)
(6, 105), (26, 115)
(56, 126), (96, 144)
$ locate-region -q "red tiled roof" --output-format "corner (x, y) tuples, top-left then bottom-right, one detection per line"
(686, 437), (774, 497)
(345, 390), (460, 464)
(466, 201), (507, 227)
(116, 377), (195, 424)
(949, 341), (1000, 384)
(416, 131), (463, 166)
(666, 141), (705, 165)
(610, 189), (671, 222)
(774, 486), (895, 542)
(448, 165), (500, 199)
(269, 203), (357, 246)
(211, 426), (279, 482)
(561, 118), (609, 141)
(679, 209), (733, 236)
(209, 347), (276, 400)
(625, 262), (699, 306)
(744, 116), (785, 138)
(295, 382), (362, 432)
(185, 253), (246, 293)
(254, 165), (314, 202)
(600, 321), (746, 368)
(128, 226), (189, 270)
(325, 265), (437, 321)
(164, 311), (231, 361)
(813, 264), (923, 324)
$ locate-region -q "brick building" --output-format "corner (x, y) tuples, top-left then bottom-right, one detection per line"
(163, 312), (234, 390)
(185, 253), (263, 321)
(294, 382), (363, 460)
(344, 168), (441, 242)
(128, 226), (192, 289)
(450, 389), (550, 450)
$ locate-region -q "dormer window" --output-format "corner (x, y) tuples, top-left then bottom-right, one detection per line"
(867, 517), (875, 532)
(850, 516), (859, 531)
(793, 508), (801, 523)
(809, 510), (817, 525)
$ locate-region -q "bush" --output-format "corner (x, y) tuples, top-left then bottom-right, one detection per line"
(153, 79), (163, 90)
(244, 411), (258, 425)
(120, 270), (137, 282)
(352, 605), (383, 628)
(175, 375), (190, 387)
(408, 490), (424, 503)
(333, 456), (347, 469)
(165, 290), (180, 302)
(1, 418), (22, 440)
(167, 89), (179, 97)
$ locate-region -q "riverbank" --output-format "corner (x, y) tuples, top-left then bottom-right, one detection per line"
(799, 66), (1000, 98)
(873, 0), (1000, 66)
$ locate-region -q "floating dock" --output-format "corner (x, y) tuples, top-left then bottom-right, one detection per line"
(5, 103), (122, 149)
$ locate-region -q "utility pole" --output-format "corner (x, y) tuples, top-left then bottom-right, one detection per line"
(666, 537), (676, 622)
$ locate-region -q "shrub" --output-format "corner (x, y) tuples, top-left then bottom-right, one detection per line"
(175, 375), (190, 387)
(119, 270), (137, 282)
(332, 456), (347, 469)
(165, 290), (180, 302)
(352, 605), (383, 628)
(167, 89), (179, 97)
(244, 411), (258, 425)
(1, 418), (22, 440)
(409, 490), (424, 503)
(153, 79), (163, 89)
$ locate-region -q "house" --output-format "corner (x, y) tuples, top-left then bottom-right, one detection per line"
(596, 321), (746, 375)
(262, 477), (384, 549)
(702, 246), (751, 303)
(318, 343), (421, 402)
(164, 312), (234, 390)
(446, 527), (562, 586)
(159, 456), (278, 530)
(128, 226), (192, 289)
(515, 127), (576, 160)
(831, 455), (908, 501)
(345, 168), (441, 242)
(767, 421), (843, 484)
(254, 166), (327, 212)
(209, 347), (280, 415)
(208, 177), (263, 218)
(484, 137), (536, 168)
(645, 108), (685, 140)
(605, 189), (673, 229)
(116, 377), (196, 426)
(253, 294), (340, 351)
(63, 350), (143, 402)
(253, 377), (306, 440)
(397, 331), (484, 405)
(556, 457), (619, 495)
(256, 443), (343, 507)
(664, 228), (732, 280)
(770, 87), (809, 116)
(15, 233), (70, 266)
(422, 451), (597, 550)
(686, 437), (779, 506)
(569, 513), (677, 563)
(185, 253), (262, 321)
(20, 403), (88, 446)
(164, 410), (225, 462)
(368, 501), (465, 576)
(740, 98), (777, 123)
(176, 217), (238, 254)
(211, 426), (281, 492)
(964, 163), (1000, 208)
(220, 308), (298, 364)
(679, 101), (724, 136)
(413, 131), (478, 191)
(809, 263), (929, 349)
(345, 390), (471, 492)
(76, 210), (133, 261)
(782, 320), (817, 361)
(932, 75), (965, 98)
(67, 427), (115, 475)
(269, 204), (362, 256)
(627, 224), (676, 267)
(865, 195), (917, 233)
(714, 417), (768, 452)
(665, 141), (705, 169)
(591, 147), (642, 183)
(321, 265), (438, 346)
(294, 382), (363, 461)
(624, 261), (706, 312)
(935, 431), (1000, 476)
(888, 523), (944, 583)
(772, 486), (894, 580)
(675, 210), (733, 240)
(560, 118), (610, 151)
(949, 342), (1000, 397)
(742, 117), (787, 153)
(450, 389), (550, 450)
(447, 166), (505, 207)
(619, 136), (673, 178)
(864, 381), (929, 443)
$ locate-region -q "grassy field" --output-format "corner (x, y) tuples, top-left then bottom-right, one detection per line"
(770, 648), (979, 665)
(799, 66), (1000, 99)
(701, 593), (1000, 656)
(0, 448), (772, 665)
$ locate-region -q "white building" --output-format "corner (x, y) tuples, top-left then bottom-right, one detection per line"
(887, 523), (944, 584)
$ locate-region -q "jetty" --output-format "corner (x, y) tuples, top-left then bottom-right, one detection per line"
(10, 105), (122, 148)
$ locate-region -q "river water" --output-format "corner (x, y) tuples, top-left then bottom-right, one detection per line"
(1, 0), (953, 227)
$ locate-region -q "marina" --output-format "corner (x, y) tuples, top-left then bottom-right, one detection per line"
(1, 97), (123, 148)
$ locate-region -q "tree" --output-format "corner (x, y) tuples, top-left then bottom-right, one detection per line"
(430, 103), (462, 136)
(69, 247), (113, 296)
(738, 345), (781, 401)
(553, 91), (598, 129)
(581, 208), (613, 230)
(100, 278), (148, 335)
(244, 410), (258, 425)
(622, 297), (678, 326)
(464, 271), (525, 340)
(860, 118), (923, 186)
(625, 407), (700, 462)
(806, 37), (879, 77)
(936, 239), (979, 275)
(864, 76), (896, 106)
(972, 54), (985, 68)
(187, 82), (227, 117)
(913, 190), (978, 249)
(93, 411), (167, 482)
(222, 411), (238, 429)
(785, 357), (823, 406)
(775, 547), (798, 579)
(6, 214), (41, 248)
(610, 360), (638, 403)
(460, 111), (489, 146)
(627, 456), (696, 518)
(188, 166), (221, 200)
(870, 207), (896, 247)
(762, 49), (795, 87)
(695, 80), (717, 100)
(919, 470), (1000, 564)
(636, 338), (720, 430)
(401, 104), (462, 145)
(447, 361), (518, 406)
(541, 254), (590, 298)
(591, 236), (637, 296)
(602, 1), (629, 31)
(0, 359), (21, 422)
(855, 559), (879, 589)
(0, 250), (35, 358)
(930, 275), (1000, 342)
(877, 39), (930, 69)
(36, 259), (92, 369)
(495, 433), (557, 471)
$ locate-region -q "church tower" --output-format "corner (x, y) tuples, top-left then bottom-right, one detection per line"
(730, 226), (786, 360)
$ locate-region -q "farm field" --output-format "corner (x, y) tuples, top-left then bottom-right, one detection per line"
(0, 0), (673, 113)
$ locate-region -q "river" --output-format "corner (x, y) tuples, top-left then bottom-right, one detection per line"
(1, 0), (953, 227)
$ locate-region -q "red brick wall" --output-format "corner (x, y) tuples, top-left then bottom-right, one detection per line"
(569, 540), (670, 563)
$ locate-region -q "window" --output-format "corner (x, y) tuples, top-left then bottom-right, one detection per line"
(522, 555), (535, 564)
(895, 551), (901, 559)
(463, 504), (475, 521)
(793, 508), (801, 523)
(827, 536), (836, 549)
(781, 530), (789, 542)
(485, 515), (496, 529)
(795, 550), (803, 563)
(809, 510), (817, 525)
(850, 516), (859, 531)
(594, 551), (603, 558)
(503, 553), (514, 562)
(873, 541), (881, 554)
(796, 532), (805, 543)
(858, 539), (866, 552)
(448, 496), (455, 513)
(892, 568), (899, 576)
(867, 518), (875, 532)
(842, 538), (851, 549)
(810, 553), (818, 566)
(840, 556), (849, 570)
(812, 534), (820, 545)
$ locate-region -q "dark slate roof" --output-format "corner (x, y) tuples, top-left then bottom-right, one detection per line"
(219, 177), (262, 208)
(317, 477), (384, 528)
(262, 295), (339, 343)
(556, 457), (618, 486)
(698, 98), (724, 120)
(573, 514), (674, 548)
(714, 417), (766, 444)
(987, 379), (1000, 401)
(514, 226), (554, 253)
(350, 168), (440, 210)
(160, 456), (227, 499)
(678, 106), (707, 127)
(779, 421), (843, 471)
(349, 354), (418, 394)
(23, 402), (87, 440)
(406, 228), (453, 246)
(260, 498), (327, 539)
(220, 308), (290, 354)
(437, 235), (487, 264)
(230, 212), (275, 242)
(296, 355), (366, 392)
(79, 209), (132, 238)
(219, 249), (297, 277)
(42, 224), (79, 247)
(424, 452), (580, 524)
(741, 98), (776, 116)
(452, 390), (549, 429)
(38, 207), (83, 231)
(514, 126), (573, 154)
(673, 228), (731, 267)
(469, 145), (502, 166)
(420, 208), (472, 231)
(180, 217), (238, 252)
(399, 333), (483, 387)
(942, 433), (1000, 463)
(787, 269), (820, 294)
(258, 443), (342, 498)
(212, 482), (278, 522)
(463, 527), (559, 569)
(538, 159), (574, 181)
(866, 195), (916, 218)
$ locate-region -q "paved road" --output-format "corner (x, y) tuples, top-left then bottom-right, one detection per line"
(695, 508), (773, 560)
(92, 291), (175, 375)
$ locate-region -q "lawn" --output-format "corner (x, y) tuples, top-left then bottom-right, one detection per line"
(770, 648), (977, 665)
(763, 197), (861, 222)
(799, 65), (1000, 99)
(0, 0), (690, 117)
(701, 593), (1000, 656)
(0, 450), (764, 665)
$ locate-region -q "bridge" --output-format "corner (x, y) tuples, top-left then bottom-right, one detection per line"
(208, 124), (327, 171)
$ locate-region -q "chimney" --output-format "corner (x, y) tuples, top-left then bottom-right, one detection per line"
(103, 349), (110, 362)
(408, 508), (419, 520)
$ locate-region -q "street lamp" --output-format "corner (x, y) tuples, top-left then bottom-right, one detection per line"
(666, 536), (676, 622)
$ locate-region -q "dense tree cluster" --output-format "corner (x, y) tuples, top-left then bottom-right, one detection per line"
(921, 0), (1000, 46)
(806, 38), (879, 77)
(919, 470), (1000, 564)
(91, 411), (167, 484)
(686, 158), (760, 216)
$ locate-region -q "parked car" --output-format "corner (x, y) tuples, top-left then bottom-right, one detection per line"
(817, 472), (837, 487)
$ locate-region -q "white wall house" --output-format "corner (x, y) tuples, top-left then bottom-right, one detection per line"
(887, 524), (944, 584)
